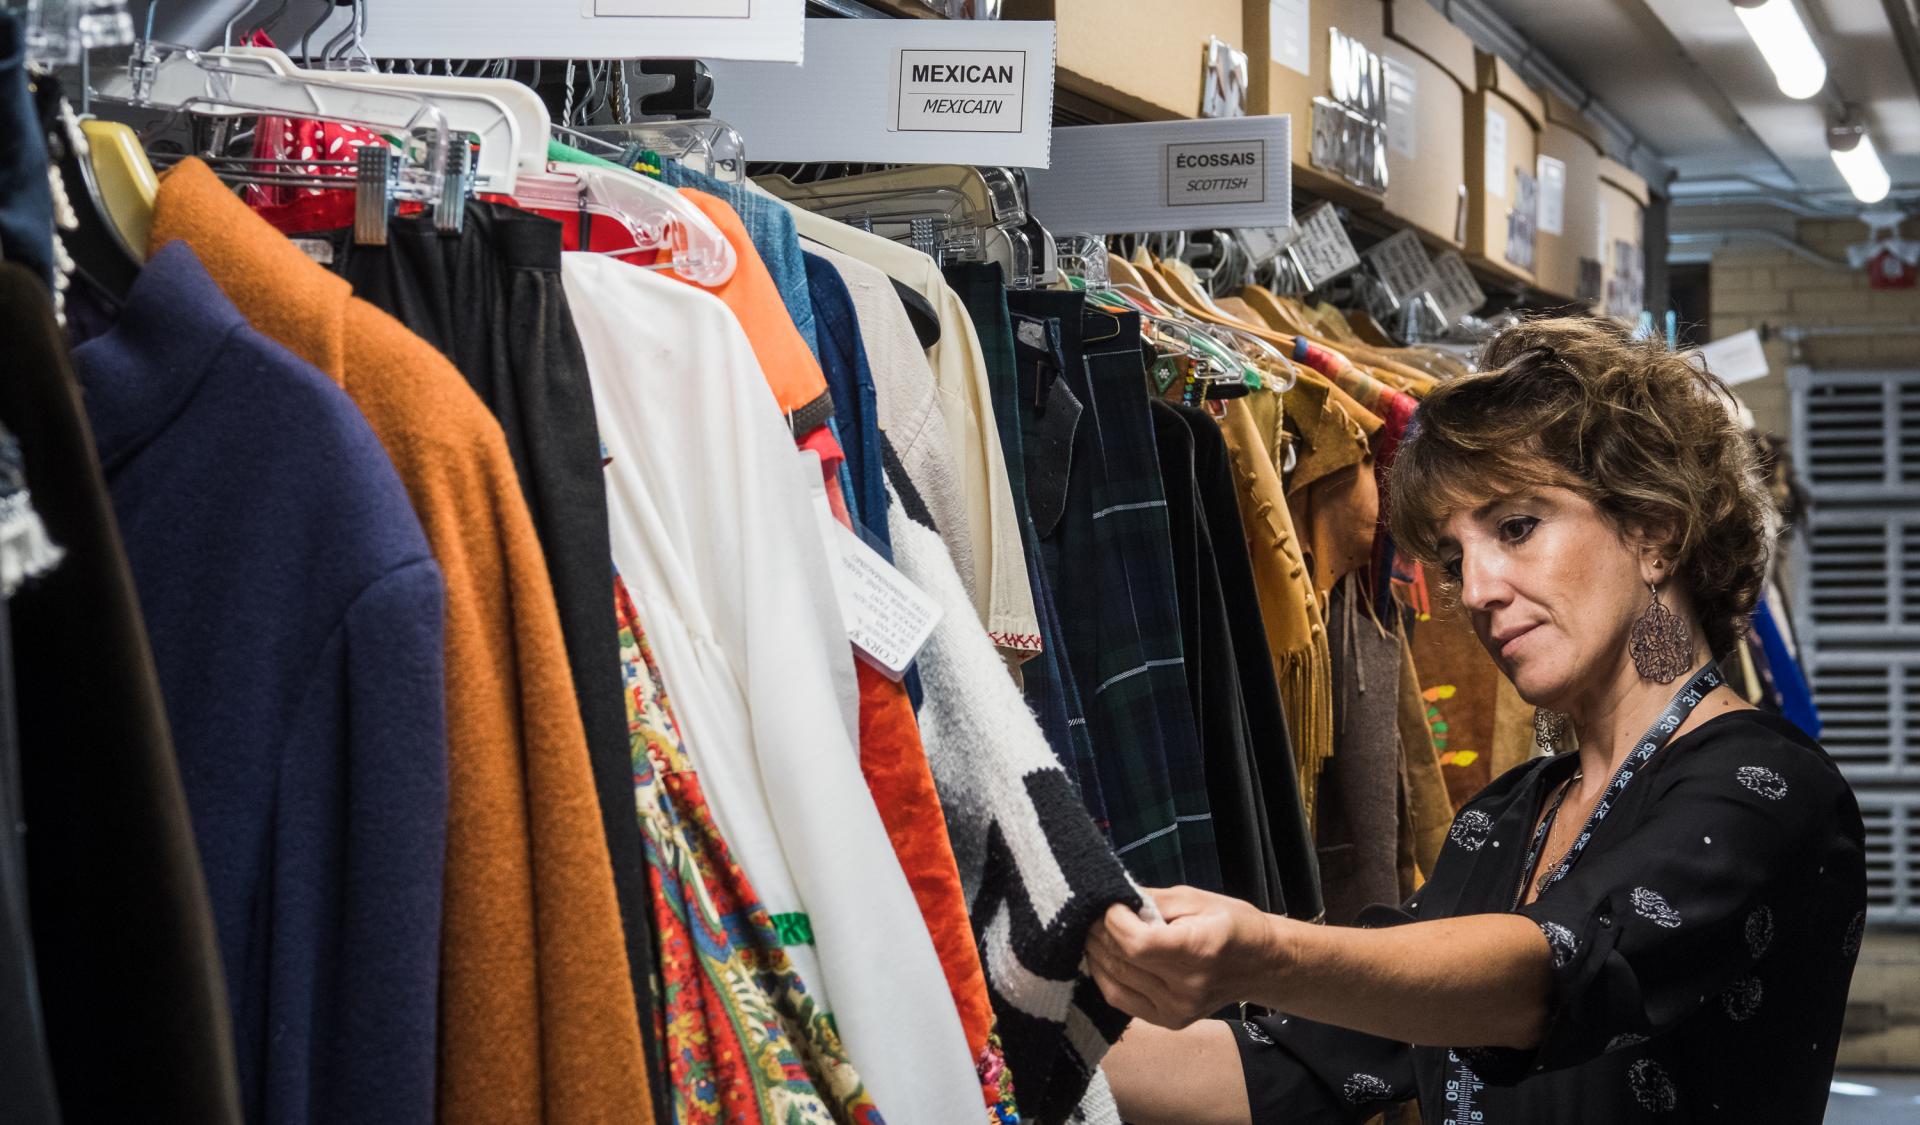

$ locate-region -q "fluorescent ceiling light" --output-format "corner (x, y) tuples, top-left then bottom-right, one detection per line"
(1733, 0), (1828, 99)
(1830, 126), (1892, 204)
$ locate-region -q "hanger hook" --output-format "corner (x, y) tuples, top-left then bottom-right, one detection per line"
(224, 0), (263, 51)
(296, 0), (334, 67)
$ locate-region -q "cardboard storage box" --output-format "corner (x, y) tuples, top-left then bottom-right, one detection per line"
(1246, 0), (1388, 208)
(1465, 51), (1544, 284)
(1533, 90), (1604, 303)
(1378, 0), (1473, 248)
(1004, 0), (1247, 122)
(1598, 156), (1651, 320)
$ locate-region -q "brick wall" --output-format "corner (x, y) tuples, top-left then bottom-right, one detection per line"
(1713, 220), (1920, 1071)
(1708, 217), (1920, 437)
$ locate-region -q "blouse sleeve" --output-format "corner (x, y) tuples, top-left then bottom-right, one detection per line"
(1476, 726), (1852, 1085)
(1226, 902), (1419, 1122)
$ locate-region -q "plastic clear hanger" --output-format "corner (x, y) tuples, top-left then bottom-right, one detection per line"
(570, 119), (747, 184)
(508, 161), (737, 286)
(91, 40), (452, 201)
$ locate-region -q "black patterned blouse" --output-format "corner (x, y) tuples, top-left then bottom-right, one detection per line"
(1230, 710), (1866, 1124)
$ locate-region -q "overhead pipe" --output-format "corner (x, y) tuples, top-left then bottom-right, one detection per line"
(1666, 229), (1850, 268)
(1669, 192), (1835, 218)
(1878, 0), (1920, 108)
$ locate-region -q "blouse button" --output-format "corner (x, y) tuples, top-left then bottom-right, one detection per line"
(1599, 914), (1613, 928)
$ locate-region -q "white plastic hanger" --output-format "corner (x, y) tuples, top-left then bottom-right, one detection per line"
(209, 45), (540, 192)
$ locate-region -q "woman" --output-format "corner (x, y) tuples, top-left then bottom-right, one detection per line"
(1093, 318), (1866, 1124)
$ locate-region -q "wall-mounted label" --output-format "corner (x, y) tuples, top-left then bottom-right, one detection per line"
(1270, 0), (1311, 76)
(1484, 107), (1509, 198)
(708, 19), (1054, 166)
(1365, 228), (1439, 305)
(1507, 169), (1538, 271)
(1201, 37), (1250, 119)
(1537, 154), (1567, 236)
(1312, 28), (1388, 193)
(1286, 201), (1361, 290)
(1577, 256), (1603, 302)
(894, 50), (1027, 133)
(1168, 140), (1267, 206)
(365, 0), (800, 60)
(1429, 250), (1487, 322)
(1028, 115), (1292, 234)
(1606, 238), (1644, 319)
(1383, 56), (1418, 160)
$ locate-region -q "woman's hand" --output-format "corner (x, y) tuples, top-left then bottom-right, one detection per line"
(1085, 885), (1288, 1029)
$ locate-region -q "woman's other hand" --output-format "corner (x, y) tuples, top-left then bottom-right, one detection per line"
(1085, 885), (1285, 1028)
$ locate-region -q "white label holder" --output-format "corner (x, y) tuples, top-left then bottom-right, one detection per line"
(364, 0), (803, 62)
(1026, 115), (1292, 235)
(706, 19), (1056, 167)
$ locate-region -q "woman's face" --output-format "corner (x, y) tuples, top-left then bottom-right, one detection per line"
(1434, 484), (1657, 709)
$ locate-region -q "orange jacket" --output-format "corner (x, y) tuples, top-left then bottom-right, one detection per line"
(151, 160), (653, 1125)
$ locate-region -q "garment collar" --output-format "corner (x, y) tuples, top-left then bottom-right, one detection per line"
(148, 157), (354, 385)
(74, 240), (249, 469)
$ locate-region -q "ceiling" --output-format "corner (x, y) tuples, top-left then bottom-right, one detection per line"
(1474, 0), (1920, 201)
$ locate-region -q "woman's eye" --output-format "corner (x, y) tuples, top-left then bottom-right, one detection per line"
(1441, 556), (1463, 582)
(1498, 516), (1539, 545)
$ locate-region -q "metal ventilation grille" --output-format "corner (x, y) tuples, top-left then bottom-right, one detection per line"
(1902, 378), (1920, 486)
(1808, 656), (1919, 783)
(1791, 367), (1920, 925)
(1857, 795), (1917, 921)
(1800, 371), (1920, 494)
(1807, 516), (1895, 631)
(1804, 380), (1888, 487)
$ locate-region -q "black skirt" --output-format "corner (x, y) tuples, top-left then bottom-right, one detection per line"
(1231, 710), (1865, 1124)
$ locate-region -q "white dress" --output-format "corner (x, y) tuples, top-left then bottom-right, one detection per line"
(561, 253), (983, 1123)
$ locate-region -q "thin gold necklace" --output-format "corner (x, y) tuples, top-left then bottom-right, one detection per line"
(1534, 770), (1586, 896)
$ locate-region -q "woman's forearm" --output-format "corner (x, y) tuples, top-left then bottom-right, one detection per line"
(1247, 913), (1554, 1050)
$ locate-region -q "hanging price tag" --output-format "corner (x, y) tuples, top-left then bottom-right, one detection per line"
(804, 453), (942, 679)
(1286, 201), (1361, 290)
(1364, 228), (1439, 305)
(1428, 250), (1487, 323)
(1235, 224), (1292, 265)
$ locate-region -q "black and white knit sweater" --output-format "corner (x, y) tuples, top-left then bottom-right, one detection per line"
(888, 485), (1148, 1125)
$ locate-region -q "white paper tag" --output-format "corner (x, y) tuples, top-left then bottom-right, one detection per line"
(1383, 56), (1417, 160)
(1167, 139), (1269, 206)
(1695, 328), (1771, 386)
(291, 238), (335, 265)
(893, 49), (1028, 134)
(1429, 250), (1487, 323)
(1364, 227), (1439, 305)
(802, 455), (942, 679)
(1236, 223), (1291, 265)
(1269, 0), (1311, 76)
(1484, 107), (1509, 198)
(834, 522), (943, 679)
(1537, 154), (1567, 236)
(1286, 201), (1361, 290)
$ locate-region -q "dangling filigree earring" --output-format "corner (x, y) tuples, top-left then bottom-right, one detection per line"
(1532, 708), (1569, 755)
(1630, 581), (1692, 683)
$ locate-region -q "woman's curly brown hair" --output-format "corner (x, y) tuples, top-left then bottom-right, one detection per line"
(1387, 316), (1776, 658)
